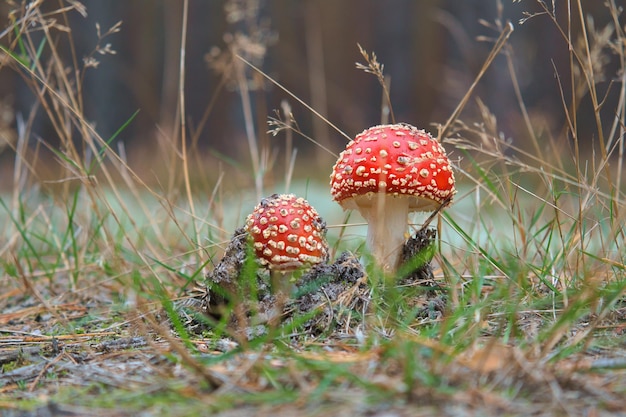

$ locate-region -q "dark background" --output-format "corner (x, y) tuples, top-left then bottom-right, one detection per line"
(0, 0), (620, 187)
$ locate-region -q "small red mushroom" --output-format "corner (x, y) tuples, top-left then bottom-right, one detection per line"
(245, 193), (329, 273)
(330, 123), (456, 273)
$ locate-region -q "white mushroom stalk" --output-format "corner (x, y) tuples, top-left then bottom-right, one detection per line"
(361, 193), (412, 272)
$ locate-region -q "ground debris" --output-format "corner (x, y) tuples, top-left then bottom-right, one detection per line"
(206, 228), (248, 286)
(0, 346), (42, 365)
(201, 232), (369, 336)
(290, 251), (369, 335)
(1, 402), (114, 417)
(399, 227), (437, 285)
(91, 337), (147, 352)
(1, 361), (47, 388)
(198, 226), (447, 338)
(0, 263), (624, 417)
(204, 227), (250, 307)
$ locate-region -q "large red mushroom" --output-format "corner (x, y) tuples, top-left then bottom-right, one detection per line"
(330, 123), (456, 273)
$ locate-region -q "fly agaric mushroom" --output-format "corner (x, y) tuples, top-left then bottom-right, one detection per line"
(245, 193), (329, 274)
(330, 123), (456, 273)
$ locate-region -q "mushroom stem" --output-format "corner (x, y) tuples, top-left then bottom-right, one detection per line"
(361, 195), (409, 274)
(270, 270), (295, 296)
(268, 270), (292, 326)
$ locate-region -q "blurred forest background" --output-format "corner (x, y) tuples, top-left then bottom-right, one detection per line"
(0, 0), (621, 191)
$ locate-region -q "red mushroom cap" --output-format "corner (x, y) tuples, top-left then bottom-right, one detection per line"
(245, 194), (329, 271)
(330, 123), (456, 211)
